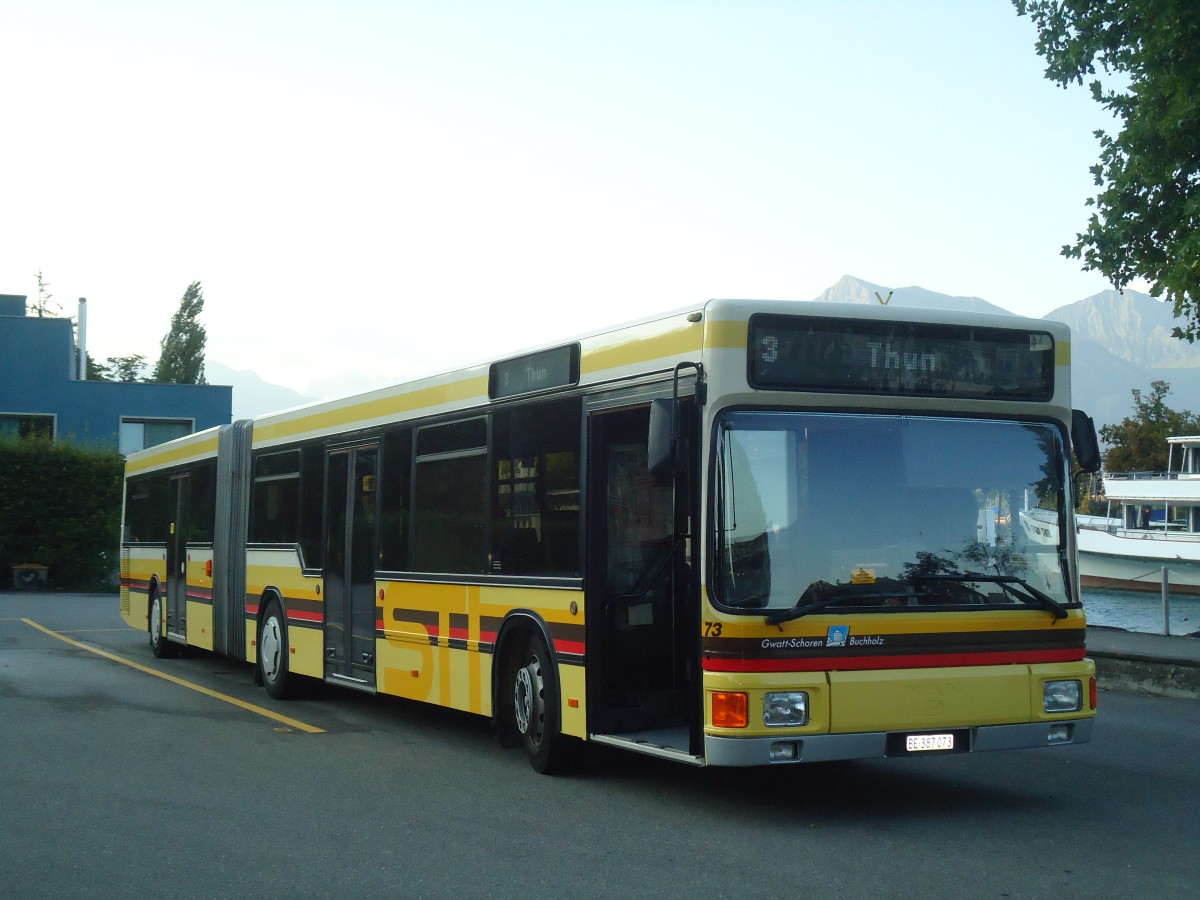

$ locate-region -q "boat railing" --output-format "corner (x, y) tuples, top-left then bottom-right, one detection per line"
(1118, 529), (1200, 542)
(1104, 471), (1177, 481)
(1076, 514), (1121, 533)
(1078, 524), (1200, 541)
(1077, 512), (1200, 537)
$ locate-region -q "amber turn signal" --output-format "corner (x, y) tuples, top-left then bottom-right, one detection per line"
(711, 691), (748, 728)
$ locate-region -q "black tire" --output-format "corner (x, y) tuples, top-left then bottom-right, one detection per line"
(149, 589), (172, 658)
(258, 601), (294, 700)
(511, 635), (576, 774)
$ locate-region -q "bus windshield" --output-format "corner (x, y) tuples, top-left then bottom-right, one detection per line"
(712, 412), (1074, 616)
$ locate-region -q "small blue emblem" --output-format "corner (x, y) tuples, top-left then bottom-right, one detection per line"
(826, 625), (849, 647)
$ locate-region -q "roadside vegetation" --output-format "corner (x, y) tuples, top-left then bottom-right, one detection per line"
(0, 435), (123, 591)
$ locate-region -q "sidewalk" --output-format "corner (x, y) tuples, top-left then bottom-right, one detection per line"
(1087, 626), (1200, 699)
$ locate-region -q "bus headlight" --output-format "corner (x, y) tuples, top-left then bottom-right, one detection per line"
(1043, 680), (1082, 713)
(764, 691), (809, 727)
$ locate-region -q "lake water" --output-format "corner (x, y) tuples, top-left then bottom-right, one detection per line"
(1082, 586), (1200, 636)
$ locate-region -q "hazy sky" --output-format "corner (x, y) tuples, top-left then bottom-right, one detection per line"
(2, 1), (1127, 399)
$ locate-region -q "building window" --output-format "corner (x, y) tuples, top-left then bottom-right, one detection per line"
(119, 418), (193, 455)
(0, 414), (55, 441)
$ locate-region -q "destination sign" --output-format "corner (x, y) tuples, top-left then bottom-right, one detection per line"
(748, 314), (1055, 400)
(489, 344), (580, 400)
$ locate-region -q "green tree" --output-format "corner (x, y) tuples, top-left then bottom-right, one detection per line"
(105, 354), (147, 383)
(85, 352), (111, 381)
(1014, 1), (1200, 339)
(28, 271), (148, 379)
(151, 281), (208, 384)
(1099, 380), (1200, 472)
(30, 270), (60, 317)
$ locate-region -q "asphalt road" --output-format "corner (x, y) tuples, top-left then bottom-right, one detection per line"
(2, 593), (1197, 899)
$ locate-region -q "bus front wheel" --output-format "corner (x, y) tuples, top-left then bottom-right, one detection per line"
(512, 636), (575, 774)
(259, 602), (294, 700)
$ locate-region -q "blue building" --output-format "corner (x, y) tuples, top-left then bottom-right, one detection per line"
(0, 293), (232, 452)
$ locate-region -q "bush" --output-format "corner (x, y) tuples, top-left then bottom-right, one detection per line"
(0, 436), (124, 591)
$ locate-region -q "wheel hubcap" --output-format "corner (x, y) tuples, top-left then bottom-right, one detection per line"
(150, 596), (161, 644)
(261, 616), (281, 682)
(513, 657), (544, 745)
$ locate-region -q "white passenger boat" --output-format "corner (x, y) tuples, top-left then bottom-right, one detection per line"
(1076, 436), (1200, 594)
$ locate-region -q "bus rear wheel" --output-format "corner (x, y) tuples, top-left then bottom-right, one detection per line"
(512, 636), (575, 774)
(258, 601), (294, 700)
(149, 590), (171, 658)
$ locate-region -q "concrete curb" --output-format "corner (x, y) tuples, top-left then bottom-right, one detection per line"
(1091, 650), (1200, 700)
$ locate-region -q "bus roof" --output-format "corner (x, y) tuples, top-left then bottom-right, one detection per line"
(127, 299), (1074, 463)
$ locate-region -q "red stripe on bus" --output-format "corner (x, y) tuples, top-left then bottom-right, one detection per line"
(702, 648), (1085, 673)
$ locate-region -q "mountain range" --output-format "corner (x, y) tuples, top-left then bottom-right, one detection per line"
(205, 361), (315, 421)
(815, 275), (1200, 429)
(211, 276), (1200, 428)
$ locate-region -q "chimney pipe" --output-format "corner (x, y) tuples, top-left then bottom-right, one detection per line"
(77, 297), (87, 380)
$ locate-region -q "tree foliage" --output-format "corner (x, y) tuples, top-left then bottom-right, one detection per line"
(0, 435), (123, 590)
(30, 270), (60, 317)
(1015, 1), (1200, 339)
(107, 354), (148, 383)
(151, 280), (208, 385)
(84, 352), (111, 381)
(1098, 380), (1200, 472)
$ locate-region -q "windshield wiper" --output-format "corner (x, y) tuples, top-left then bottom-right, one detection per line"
(911, 572), (1068, 620)
(766, 580), (919, 626)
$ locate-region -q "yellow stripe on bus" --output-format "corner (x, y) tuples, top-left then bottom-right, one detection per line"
(254, 374), (490, 445)
(703, 319), (749, 350)
(581, 321), (703, 375)
(125, 432), (221, 474)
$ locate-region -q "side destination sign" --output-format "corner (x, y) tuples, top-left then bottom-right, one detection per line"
(489, 344), (579, 400)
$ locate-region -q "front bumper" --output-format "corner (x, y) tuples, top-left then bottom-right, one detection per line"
(703, 717), (1094, 766)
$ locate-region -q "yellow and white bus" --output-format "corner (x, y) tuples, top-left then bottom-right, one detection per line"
(120, 299), (1100, 772)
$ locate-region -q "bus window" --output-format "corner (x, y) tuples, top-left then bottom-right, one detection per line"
(188, 462), (217, 543)
(715, 425), (773, 607)
(298, 444), (324, 568)
(412, 419), (488, 574)
(712, 412), (1072, 612)
(123, 475), (169, 543)
(250, 450), (300, 544)
(378, 427), (413, 572)
(491, 398), (581, 577)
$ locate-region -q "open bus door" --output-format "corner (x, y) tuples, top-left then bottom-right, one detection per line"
(586, 392), (700, 761)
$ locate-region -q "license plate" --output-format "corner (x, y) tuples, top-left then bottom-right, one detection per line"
(906, 733), (954, 752)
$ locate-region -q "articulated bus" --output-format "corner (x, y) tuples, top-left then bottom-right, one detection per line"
(120, 299), (1101, 772)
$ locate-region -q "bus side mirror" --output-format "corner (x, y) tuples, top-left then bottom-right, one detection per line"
(1072, 409), (1101, 474)
(648, 399), (676, 483)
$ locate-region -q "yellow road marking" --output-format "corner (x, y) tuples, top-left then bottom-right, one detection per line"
(21, 618), (325, 734)
(58, 628), (132, 634)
